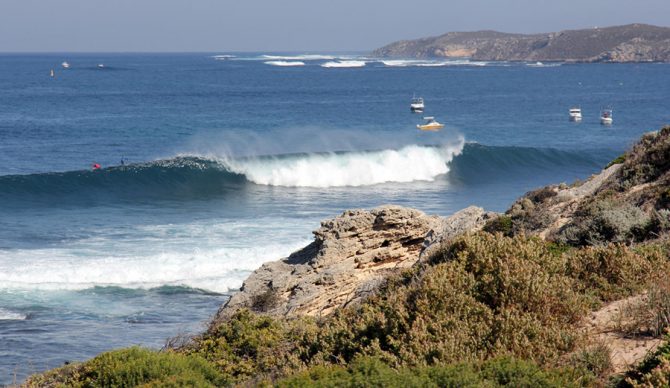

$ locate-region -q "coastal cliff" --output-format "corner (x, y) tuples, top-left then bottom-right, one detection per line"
(372, 23), (670, 62)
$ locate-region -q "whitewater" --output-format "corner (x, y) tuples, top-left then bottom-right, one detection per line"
(222, 141), (464, 187)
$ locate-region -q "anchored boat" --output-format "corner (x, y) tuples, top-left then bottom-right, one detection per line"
(600, 108), (613, 125)
(569, 107), (582, 121)
(410, 96), (424, 113)
(417, 117), (444, 131)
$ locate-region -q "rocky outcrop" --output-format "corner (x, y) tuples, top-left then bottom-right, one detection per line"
(214, 205), (494, 321)
(373, 24), (670, 63)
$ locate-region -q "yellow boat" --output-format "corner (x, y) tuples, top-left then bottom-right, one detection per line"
(416, 117), (444, 131)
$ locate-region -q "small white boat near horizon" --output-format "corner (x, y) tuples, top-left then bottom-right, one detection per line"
(61, 61), (70, 69)
(410, 96), (424, 113)
(600, 108), (613, 125)
(569, 107), (582, 121)
(417, 116), (444, 131)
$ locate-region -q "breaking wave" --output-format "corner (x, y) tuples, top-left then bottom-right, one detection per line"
(261, 54), (335, 61)
(0, 308), (26, 320)
(0, 140), (611, 202)
(224, 142), (464, 187)
(321, 60), (367, 68)
(380, 59), (490, 67)
(264, 61), (306, 67)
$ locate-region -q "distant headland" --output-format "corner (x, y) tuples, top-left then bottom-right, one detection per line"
(372, 23), (670, 62)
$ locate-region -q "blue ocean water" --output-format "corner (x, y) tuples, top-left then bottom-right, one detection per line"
(0, 53), (669, 383)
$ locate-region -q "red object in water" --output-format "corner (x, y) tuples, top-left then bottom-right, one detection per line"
(92, 163), (101, 170)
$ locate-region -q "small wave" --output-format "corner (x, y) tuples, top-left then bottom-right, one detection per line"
(264, 61), (306, 67)
(261, 54), (335, 61)
(380, 60), (424, 67)
(212, 55), (236, 60)
(321, 60), (366, 68)
(0, 308), (26, 320)
(380, 59), (489, 67)
(526, 62), (562, 67)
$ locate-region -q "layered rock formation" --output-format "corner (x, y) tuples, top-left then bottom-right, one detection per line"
(215, 205), (494, 321)
(373, 24), (670, 62)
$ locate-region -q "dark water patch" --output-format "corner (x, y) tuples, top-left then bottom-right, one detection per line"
(449, 143), (612, 186)
(0, 156), (247, 205)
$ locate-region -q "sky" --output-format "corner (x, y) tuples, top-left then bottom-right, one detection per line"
(1, 0), (669, 52)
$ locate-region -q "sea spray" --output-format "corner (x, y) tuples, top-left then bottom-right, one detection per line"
(221, 140), (465, 187)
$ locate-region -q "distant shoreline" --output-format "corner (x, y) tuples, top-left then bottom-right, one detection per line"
(373, 23), (670, 63)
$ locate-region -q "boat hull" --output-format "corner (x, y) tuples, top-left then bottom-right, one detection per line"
(417, 124), (444, 131)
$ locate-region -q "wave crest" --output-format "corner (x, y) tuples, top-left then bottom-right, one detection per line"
(224, 142), (463, 187)
(321, 60), (366, 68)
(264, 61), (306, 67)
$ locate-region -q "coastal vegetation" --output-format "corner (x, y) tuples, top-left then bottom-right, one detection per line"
(25, 128), (670, 387)
(26, 234), (670, 387)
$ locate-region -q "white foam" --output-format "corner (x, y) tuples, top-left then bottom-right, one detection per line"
(526, 62), (562, 67)
(0, 308), (25, 320)
(380, 60), (423, 67)
(264, 61), (306, 67)
(380, 59), (489, 67)
(223, 140), (464, 187)
(212, 55), (236, 60)
(321, 60), (366, 68)
(0, 220), (312, 293)
(262, 54), (335, 61)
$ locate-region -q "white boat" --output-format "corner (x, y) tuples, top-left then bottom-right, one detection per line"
(600, 108), (613, 125)
(410, 96), (424, 113)
(97, 64), (105, 69)
(569, 107), (582, 121)
(417, 116), (444, 131)
(61, 61), (70, 69)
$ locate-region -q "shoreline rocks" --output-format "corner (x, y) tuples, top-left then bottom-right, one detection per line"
(214, 205), (495, 322)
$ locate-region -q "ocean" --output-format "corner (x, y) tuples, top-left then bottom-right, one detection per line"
(0, 53), (668, 383)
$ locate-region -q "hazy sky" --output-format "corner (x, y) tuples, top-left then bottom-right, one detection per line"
(1, 0), (669, 52)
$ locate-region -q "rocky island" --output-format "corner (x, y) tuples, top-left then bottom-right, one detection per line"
(25, 127), (670, 386)
(372, 23), (670, 62)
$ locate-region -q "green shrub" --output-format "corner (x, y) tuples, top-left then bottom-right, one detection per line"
(621, 339), (670, 387)
(277, 356), (592, 387)
(185, 309), (316, 381)
(569, 343), (612, 379)
(557, 199), (652, 246)
(25, 347), (226, 388)
(507, 198), (556, 236)
(314, 233), (589, 367)
(616, 126), (670, 189)
(483, 215), (513, 236)
(606, 154), (626, 169)
(564, 244), (666, 302)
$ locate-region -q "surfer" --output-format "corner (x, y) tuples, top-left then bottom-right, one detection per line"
(92, 163), (101, 170)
